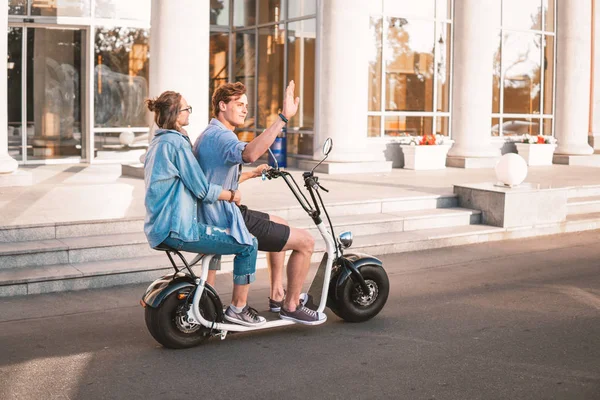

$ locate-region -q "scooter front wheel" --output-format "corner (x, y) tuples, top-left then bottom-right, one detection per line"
(145, 290), (218, 349)
(331, 265), (389, 323)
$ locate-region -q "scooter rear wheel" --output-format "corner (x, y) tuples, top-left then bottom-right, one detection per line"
(145, 290), (218, 349)
(331, 265), (389, 323)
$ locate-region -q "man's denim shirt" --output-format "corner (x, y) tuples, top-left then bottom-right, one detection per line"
(192, 119), (254, 246)
(144, 129), (223, 248)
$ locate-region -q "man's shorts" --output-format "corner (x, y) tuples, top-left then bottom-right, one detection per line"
(238, 205), (290, 253)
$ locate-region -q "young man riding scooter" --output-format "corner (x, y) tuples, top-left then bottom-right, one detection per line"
(193, 81), (326, 325)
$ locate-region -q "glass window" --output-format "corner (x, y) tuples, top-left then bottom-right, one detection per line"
(502, 0), (542, 31)
(209, 32), (229, 117)
(368, 116), (381, 138)
(502, 32), (541, 115)
(436, 23), (451, 113)
(385, 18), (435, 112)
(287, 132), (313, 156)
(542, 118), (553, 136)
(368, 17), (383, 111)
(436, 116), (449, 136)
(385, 116), (433, 137)
(491, 118), (500, 136)
(7, 28), (23, 161)
(500, 117), (540, 136)
(31, 0), (91, 17)
(543, 0), (554, 32)
(258, 0), (283, 24)
(492, 33), (502, 114)
(287, 19), (316, 130)
(94, 27), (149, 128)
(288, 0), (316, 18)
(257, 24), (284, 128)
(233, 0), (256, 27)
(211, 0), (230, 26)
(543, 35), (554, 115)
(27, 28), (83, 160)
(95, 0), (151, 21)
(384, 0), (435, 19)
(8, 0), (27, 15)
(234, 31), (256, 128)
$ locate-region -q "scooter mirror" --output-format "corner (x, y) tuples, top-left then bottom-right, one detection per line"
(323, 138), (333, 156)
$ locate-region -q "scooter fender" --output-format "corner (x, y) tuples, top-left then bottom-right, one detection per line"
(330, 253), (383, 302)
(142, 272), (223, 317)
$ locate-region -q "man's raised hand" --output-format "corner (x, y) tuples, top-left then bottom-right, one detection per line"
(282, 80), (300, 120)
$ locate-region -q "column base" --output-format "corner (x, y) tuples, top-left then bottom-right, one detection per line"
(553, 154), (600, 167)
(121, 163), (144, 179)
(0, 170), (33, 187)
(589, 133), (600, 153)
(446, 156), (500, 169)
(555, 143), (594, 155)
(291, 158), (392, 174)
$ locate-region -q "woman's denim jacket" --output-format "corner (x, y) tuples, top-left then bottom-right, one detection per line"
(143, 129), (223, 248)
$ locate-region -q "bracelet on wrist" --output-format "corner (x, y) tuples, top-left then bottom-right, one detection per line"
(228, 189), (236, 202)
(278, 113), (288, 123)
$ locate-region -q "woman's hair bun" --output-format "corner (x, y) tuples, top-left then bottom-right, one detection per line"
(145, 98), (156, 112)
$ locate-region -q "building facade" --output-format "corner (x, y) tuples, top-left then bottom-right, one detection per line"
(1, 0), (599, 179)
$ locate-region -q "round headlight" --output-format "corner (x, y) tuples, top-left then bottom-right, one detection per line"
(338, 231), (353, 248)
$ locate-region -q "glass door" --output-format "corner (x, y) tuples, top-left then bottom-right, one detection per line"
(7, 25), (85, 162)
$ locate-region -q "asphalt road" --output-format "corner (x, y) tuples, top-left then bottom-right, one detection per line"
(1, 230), (600, 400)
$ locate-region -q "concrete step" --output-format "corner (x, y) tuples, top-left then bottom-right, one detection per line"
(0, 208), (479, 269)
(567, 185), (600, 200)
(0, 194), (459, 243)
(5, 210), (600, 297)
(567, 196), (600, 215)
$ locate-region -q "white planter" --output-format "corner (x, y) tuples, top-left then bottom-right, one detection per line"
(515, 143), (557, 166)
(400, 144), (452, 170)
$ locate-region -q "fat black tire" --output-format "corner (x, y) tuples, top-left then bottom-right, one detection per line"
(331, 265), (389, 323)
(144, 290), (218, 349)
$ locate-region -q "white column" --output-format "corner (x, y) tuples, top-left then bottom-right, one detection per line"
(555, 0), (594, 155)
(314, 0), (384, 163)
(589, 0), (600, 151)
(447, 0), (500, 159)
(147, 0), (210, 146)
(0, 0), (18, 174)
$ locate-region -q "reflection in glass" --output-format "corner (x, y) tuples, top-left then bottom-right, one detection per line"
(31, 0), (90, 17)
(95, 0), (151, 21)
(211, 0), (230, 26)
(233, 0), (256, 27)
(385, 116), (433, 137)
(502, 32), (541, 115)
(210, 33), (229, 116)
(435, 0), (452, 20)
(544, 0), (555, 32)
(491, 118), (500, 136)
(502, 0), (542, 31)
(288, 20), (316, 130)
(368, 116), (381, 138)
(7, 28), (23, 161)
(497, 117), (540, 136)
(259, 0), (283, 24)
(384, 0), (434, 18)
(288, 0), (316, 18)
(436, 116), (449, 136)
(257, 25), (284, 128)
(543, 35), (554, 115)
(368, 17), (382, 111)
(436, 23), (451, 113)
(492, 33), (501, 114)
(94, 28), (149, 130)
(543, 118), (553, 136)
(287, 132), (313, 155)
(234, 31), (256, 128)
(27, 28), (83, 159)
(385, 18), (434, 112)
(8, 0), (27, 15)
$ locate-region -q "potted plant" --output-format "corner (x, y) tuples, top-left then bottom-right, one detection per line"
(400, 134), (453, 170)
(515, 135), (557, 166)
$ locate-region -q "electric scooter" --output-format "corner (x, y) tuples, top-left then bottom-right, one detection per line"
(140, 138), (390, 349)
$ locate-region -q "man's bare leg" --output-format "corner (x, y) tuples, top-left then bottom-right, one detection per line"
(267, 214), (289, 302)
(280, 227), (315, 312)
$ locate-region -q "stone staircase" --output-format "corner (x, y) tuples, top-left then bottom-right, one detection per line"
(2, 186), (600, 297)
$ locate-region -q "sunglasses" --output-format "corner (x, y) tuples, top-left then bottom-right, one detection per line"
(180, 106), (193, 114)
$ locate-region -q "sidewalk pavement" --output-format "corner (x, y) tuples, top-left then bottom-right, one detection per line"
(1, 163), (600, 227)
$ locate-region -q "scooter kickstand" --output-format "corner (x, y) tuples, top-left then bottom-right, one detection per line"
(217, 330), (228, 340)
